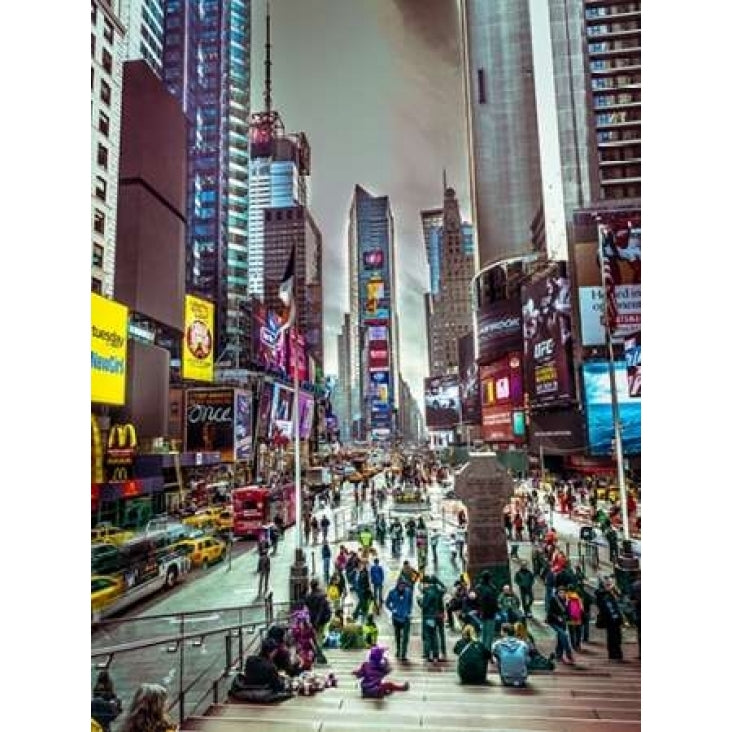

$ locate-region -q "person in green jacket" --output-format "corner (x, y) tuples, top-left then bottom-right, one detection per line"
(453, 624), (491, 684)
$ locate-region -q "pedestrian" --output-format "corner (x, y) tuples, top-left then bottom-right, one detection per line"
(385, 578), (413, 661)
(304, 578), (332, 661)
(496, 584), (522, 626)
(446, 579), (468, 630)
(420, 574), (448, 662)
(269, 524), (279, 555)
(474, 570), (499, 651)
(257, 548), (271, 597)
(514, 560), (535, 619)
(513, 512), (524, 542)
(352, 645), (410, 698)
(405, 517), (417, 555)
(310, 515), (320, 544)
(370, 557), (385, 612)
(630, 575), (641, 659)
(91, 670), (122, 732)
(547, 586), (575, 665)
(452, 624), (490, 685)
(491, 623), (530, 687)
(565, 584), (585, 652)
(320, 514), (331, 543)
(605, 525), (619, 563)
(430, 530), (440, 568)
(119, 684), (176, 732)
(543, 566), (556, 623)
(454, 525), (466, 564)
(390, 518), (403, 558)
(353, 561), (373, 622)
(321, 539), (332, 586)
(595, 576), (625, 661)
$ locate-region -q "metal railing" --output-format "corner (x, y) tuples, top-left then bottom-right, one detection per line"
(91, 594), (277, 727)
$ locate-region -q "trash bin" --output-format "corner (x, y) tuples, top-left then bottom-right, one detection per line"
(289, 548), (309, 607)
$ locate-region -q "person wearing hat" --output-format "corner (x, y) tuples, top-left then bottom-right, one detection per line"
(352, 645), (410, 698)
(385, 577), (414, 660)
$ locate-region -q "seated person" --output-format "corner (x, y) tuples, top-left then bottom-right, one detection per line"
(339, 615), (366, 650)
(363, 613), (379, 647)
(514, 621), (555, 671)
(229, 639), (294, 703)
(452, 624), (491, 685)
(265, 625), (302, 677)
(324, 609), (344, 648)
(353, 645), (409, 698)
(492, 623), (530, 687)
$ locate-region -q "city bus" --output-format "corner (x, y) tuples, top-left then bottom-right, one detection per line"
(231, 483), (296, 539)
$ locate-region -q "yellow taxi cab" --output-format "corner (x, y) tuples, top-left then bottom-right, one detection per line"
(91, 574), (125, 617)
(91, 523), (135, 546)
(175, 536), (226, 568)
(182, 508), (220, 530)
(215, 509), (234, 531)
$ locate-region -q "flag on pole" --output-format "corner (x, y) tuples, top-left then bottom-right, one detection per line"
(599, 225), (618, 335)
(278, 245), (296, 333)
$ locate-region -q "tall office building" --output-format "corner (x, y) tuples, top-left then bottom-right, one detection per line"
(91, 1), (126, 297)
(421, 208), (443, 296)
(162, 0), (251, 361)
(119, 0), (165, 77)
(262, 206), (323, 369)
(348, 185), (398, 441)
(425, 184), (475, 376)
(335, 313), (352, 442)
(460, 0), (543, 268)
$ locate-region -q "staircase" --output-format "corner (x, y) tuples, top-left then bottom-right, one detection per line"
(178, 624), (640, 732)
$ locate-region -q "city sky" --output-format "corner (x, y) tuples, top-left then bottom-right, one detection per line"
(250, 0), (471, 405)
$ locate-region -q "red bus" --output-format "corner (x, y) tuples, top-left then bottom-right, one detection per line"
(231, 483), (296, 538)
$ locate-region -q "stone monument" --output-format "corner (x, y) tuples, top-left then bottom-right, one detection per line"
(454, 452), (513, 589)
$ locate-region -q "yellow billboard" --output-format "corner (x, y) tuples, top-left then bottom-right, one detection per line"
(183, 294), (214, 382)
(91, 293), (129, 405)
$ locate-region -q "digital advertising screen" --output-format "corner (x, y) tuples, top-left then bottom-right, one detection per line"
(458, 332), (481, 425)
(183, 294), (214, 383)
(256, 381), (274, 441)
(363, 250), (385, 269)
(298, 391), (315, 439)
(476, 297), (523, 364)
(253, 302), (287, 376)
(368, 341), (389, 370)
(480, 353), (523, 409)
(624, 333), (641, 398)
(185, 388), (235, 461)
(234, 390), (253, 461)
(288, 329), (308, 382)
(582, 361), (641, 456)
(91, 293), (128, 406)
(574, 212), (641, 346)
(369, 370), (390, 405)
(271, 383), (295, 439)
(424, 375), (460, 428)
(522, 262), (575, 405)
(369, 325), (388, 342)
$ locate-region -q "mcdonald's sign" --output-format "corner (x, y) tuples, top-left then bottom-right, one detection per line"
(107, 423), (138, 480)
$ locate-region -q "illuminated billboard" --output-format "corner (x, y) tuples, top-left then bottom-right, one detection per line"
(298, 391), (315, 439)
(476, 298), (523, 363)
(185, 388), (235, 461)
(368, 325), (388, 341)
(624, 333), (641, 398)
(369, 370), (390, 405)
(424, 375), (460, 428)
(369, 341), (389, 370)
(522, 262), (575, 405)
(183, 295), (214, 382)
(234, 390), (253, 461)
(271, 383), (295, 439)
(574, 212), (641, 346)
(480, 353), (523, 409)
(582, 361), (641, 456)
(363, 250), (384, 269)
(252, 302), (287, 376)
(458, 333), (481, 425)
(91, 293), (128, 406)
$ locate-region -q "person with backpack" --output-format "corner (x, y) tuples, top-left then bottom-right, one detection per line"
(453, 624), (491, 685)
(565, 585), (585, 652)
(491, 623), (530, 687)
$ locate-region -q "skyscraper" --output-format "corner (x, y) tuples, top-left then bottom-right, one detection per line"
(425, 184), (475, 376)
(348, 185), (398, 441)
(421, 207), (443, 295)
(91, 1), (125, 297)
(119, 0), (165, 77)
(460, 0), (543, 268)
(162, 0), (251, 362)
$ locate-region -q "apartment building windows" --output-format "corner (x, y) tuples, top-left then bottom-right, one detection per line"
(97, 143), (109, 170)
(100, 80), (111, 106)
(102, 48), (112, 74)
(93, 243), (104, 268)
(103, 19), (114, 44)
(99, 110), (109, 137)
(95, 175), (107, 202)
(93, 209), (106, 235)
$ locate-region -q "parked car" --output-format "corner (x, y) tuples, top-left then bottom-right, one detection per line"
(174, 537), (226, 568)
(91, 523), (135, 546)
(215, 509), (234, 532)
(91, 575), (125, 618)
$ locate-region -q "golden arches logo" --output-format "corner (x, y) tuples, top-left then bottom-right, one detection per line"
(91, 415), (104, 484)
(108, 423), (138, 450)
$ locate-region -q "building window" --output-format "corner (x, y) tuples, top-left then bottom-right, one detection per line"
(477, 69), (486, 104)
(91, 277), (103, 293)
(93, 243), (104, 268)
(93, 209), (105, 235)
(102, 49), (112, 74)
(99, 110), (109, 137)
(103, 19), (114, 44)
(97, 143), (108, 169)
(91, 33), (96, 58)
(100, 80), (111, 106)
(95, 175), (107, 202)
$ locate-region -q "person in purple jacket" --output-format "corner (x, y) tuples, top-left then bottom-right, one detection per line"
(352, 646), (410, 698)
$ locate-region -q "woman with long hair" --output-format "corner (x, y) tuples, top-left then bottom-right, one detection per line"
(119, 684), (176, 732)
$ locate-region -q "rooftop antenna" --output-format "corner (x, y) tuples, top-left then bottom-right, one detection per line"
(264, 2), (272, 114)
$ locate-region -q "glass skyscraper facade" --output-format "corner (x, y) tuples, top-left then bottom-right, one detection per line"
(119, 0), (165, 77)
(163, 0), (251, 359)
